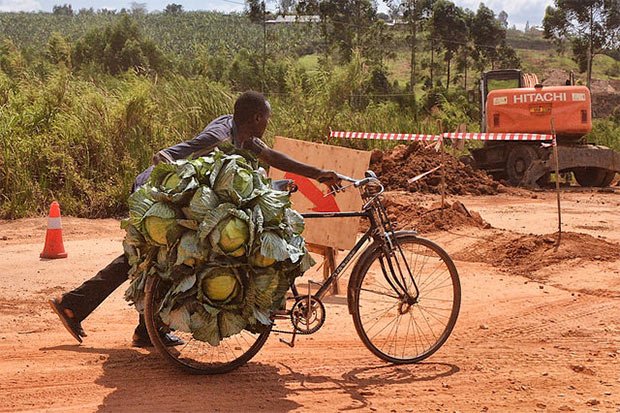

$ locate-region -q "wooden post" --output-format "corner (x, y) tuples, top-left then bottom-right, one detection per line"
(551, 119), (562, 248)
(438, 121), (446, 212)
(308, 243), (338, 296)
(324, 247), (338, 295)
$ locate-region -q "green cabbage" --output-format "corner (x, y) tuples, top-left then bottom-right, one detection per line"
(124, 150), (316, 346)
(162, 172), (182, 191)
(142, 202), (180, 246)
(202, 273), (239, 302)
(213, 157), (255, 203)
(144, 216), (176, 246)
(250, 252), (276, 268)
(218, 217), (249, 252)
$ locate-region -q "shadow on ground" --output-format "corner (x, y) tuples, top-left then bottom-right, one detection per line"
(42, 345), (459, 412)
(42, 345), (298, 412)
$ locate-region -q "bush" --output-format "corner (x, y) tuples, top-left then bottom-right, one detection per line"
(587, 118), (620, 152)
(72, 15), (168, 75)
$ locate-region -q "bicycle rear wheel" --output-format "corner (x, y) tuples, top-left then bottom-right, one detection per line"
(144, 276), (271, 374)
(351, 232), (460, 363)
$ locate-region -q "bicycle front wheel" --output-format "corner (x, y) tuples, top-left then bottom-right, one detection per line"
(144, 276), (271, 375)
(351, 233), (460, 363)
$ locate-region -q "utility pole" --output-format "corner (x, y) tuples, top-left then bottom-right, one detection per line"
(262, 0), (267, 93)
(409, 0), (418, 120)
(586, 4), (593, 90)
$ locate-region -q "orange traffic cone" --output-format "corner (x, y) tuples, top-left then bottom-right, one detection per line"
(40, 201), (68, 259)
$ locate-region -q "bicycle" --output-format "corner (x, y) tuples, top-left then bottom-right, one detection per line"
(143, 171), (461, 374)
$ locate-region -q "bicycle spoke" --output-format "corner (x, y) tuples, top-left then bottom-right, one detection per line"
(419, 268), (450, 291)
(410, 311), (433, 348)
(415, 304), (439, 342)
(421, 279), (454, 295)
(359, 286), (400, 299)
(369, 311), (401, 341)
(418, 262), (449, 290)
(363, 302), (401, 335)
(383, 313), (402, 355)
(402, 311), (413, 359)
(145, 277), (270, 374)
(421, 296), (454, 303)
(353, 235), (460, 363)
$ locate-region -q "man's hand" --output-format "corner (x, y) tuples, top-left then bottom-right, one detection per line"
(316, 170), (343, 193)
(152, 150), (174, 165)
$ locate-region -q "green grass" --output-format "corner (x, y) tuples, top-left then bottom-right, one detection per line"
(297, 54), (320, 72)
(518, 48), (620, 82)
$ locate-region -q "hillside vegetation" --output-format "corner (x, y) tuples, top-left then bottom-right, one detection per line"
(0, 7), (618, 219)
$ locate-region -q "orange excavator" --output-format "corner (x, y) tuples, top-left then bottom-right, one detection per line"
(471, 69), (620, 187)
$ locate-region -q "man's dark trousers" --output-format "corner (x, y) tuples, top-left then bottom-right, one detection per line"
(60, 254), (130, 322)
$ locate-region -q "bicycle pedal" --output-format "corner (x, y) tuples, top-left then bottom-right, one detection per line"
(279, 337), (295, 348)
(271, 309), (290, 320)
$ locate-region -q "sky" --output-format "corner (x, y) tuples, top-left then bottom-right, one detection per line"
(0, 0), (554, 29)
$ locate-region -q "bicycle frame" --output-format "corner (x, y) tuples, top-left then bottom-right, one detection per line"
(294, 190), (421, 306)
(293, 210), (377, 301)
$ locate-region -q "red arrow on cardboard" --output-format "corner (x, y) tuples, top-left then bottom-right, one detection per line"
(284, 172), (340, 212)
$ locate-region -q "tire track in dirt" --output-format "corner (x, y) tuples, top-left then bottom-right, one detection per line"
(459, 297), (617, 342)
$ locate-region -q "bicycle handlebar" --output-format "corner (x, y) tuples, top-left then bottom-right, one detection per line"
(335, 174), (379, 187)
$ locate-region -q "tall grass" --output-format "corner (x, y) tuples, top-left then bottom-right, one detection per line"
(3, 56), (470, 219)
(0, 68), (235, 218)
(2, 54), (616, 219)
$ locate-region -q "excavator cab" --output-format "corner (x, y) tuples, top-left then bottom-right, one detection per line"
(472, 69), (619, 187)
(480, 69), (535, 132)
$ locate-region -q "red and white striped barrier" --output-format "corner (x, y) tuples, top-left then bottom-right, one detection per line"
(330, 130), (556, 144)
(329, 131), (440, 141)
(444, 132), (554, 142)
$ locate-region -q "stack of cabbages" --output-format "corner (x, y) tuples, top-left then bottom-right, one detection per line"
(123, 149), (315, 346)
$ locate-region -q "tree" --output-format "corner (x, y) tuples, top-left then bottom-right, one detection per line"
(469, 4), (509, 72)
(297, 0), (380, 62)
(164, 3), (184, 14)
(543, 0), (620, 89)
(246, 0), (266, 23)
(385, 0), (433, 114)
(429, 0), (468, 90)
(72, 15), (167, 75)
(78, 8), (95, 15)
(497, 10), (509, 29)
(277, 0), (297, 15)
(130, 2), (147, 15)
(360, 19), (396, 68)
(46, 32), (72, 67)
(455, 7), (476, 90)
(52, 4), (74, 16)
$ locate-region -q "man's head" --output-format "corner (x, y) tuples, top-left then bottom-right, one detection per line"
(233, 91), (271, 138)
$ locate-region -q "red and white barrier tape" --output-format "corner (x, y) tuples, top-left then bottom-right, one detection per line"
(330, 130), (556, 144)
(444, 132), (554, 141)
(329, 131), (440, 141)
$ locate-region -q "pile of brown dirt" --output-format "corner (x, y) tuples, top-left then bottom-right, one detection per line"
(371, 144), (501, 195)
(541, 69), (620, 117)
(454, 231), (620, 279)
(380, 191), (491, 233)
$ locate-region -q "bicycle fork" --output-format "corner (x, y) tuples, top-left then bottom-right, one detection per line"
(378, 241), (420, 307)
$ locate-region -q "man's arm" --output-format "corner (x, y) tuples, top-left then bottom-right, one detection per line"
(153, 117), (230, 164)
(254, 140), (342, 189)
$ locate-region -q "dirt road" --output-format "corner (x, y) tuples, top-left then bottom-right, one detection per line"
(1, 190), (619, 412)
